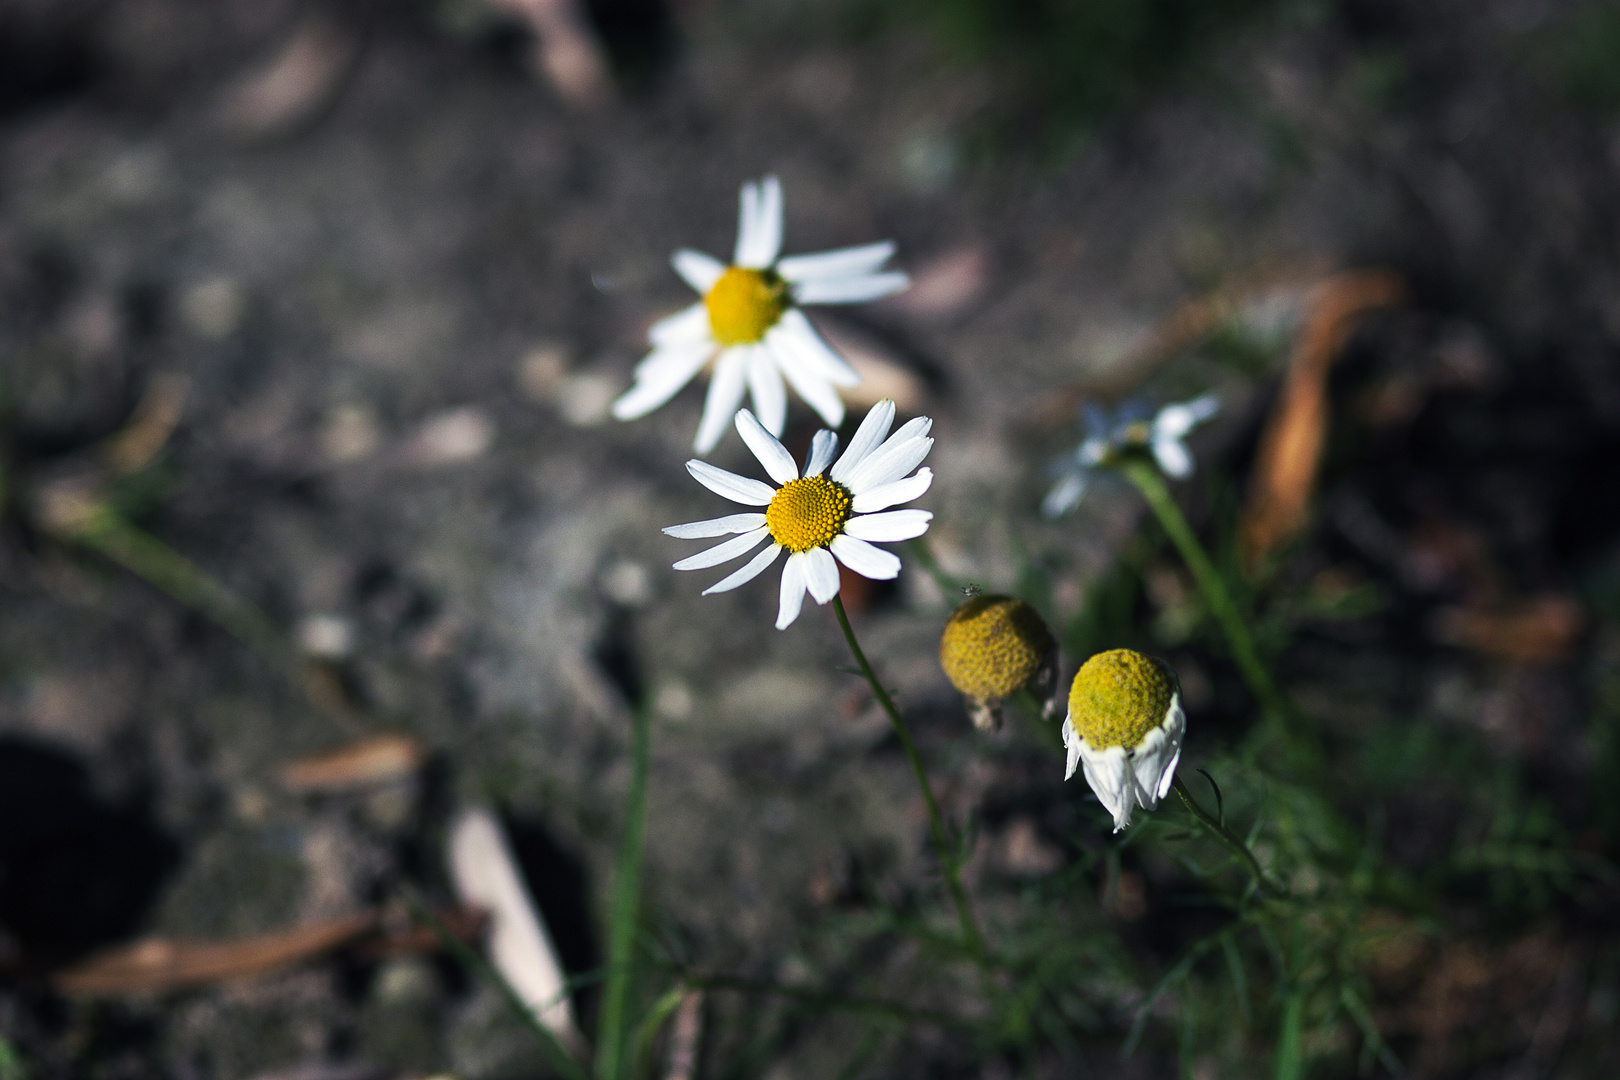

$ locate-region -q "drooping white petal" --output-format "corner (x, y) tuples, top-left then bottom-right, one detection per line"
(803, 547), (841, 604)
(843, 419), (933, 492)
(1152, 436), (1193, 480)
(746, 347), (788, 437)
(647, 303), (714, 349)
(703, 543), (782, 595)
(776, 551), (809, 629)
(685, 459), (777, 506)
(804, 430), (839, 477)
(1062, 716), (1083, 781)
(694, 349), (749, 453)
(776, 241), (896, 283)
(844, 509), (932, 543)
(734, 176), (783, 269)
(771, 310), (861, 387)
(613, 344), (714, 420)
(672, 527), (769, 571)
(672, 249), (726, 294)
(663, 513), (767, 539)
(1079, 436), (1111, 466)
(830, 400), (896, 483)
(851, 467), (931, 513)
(769, 335), (846, 428)
(1042, 472), (1088, 518)
(828, 534), (900, 580)
(734, 406), (798, 484)
(1152, 393), (1219, 440)
(792, 272), (910, 305)
(1077, 740), (1135, 832)
(1130, 696), (1185, 807)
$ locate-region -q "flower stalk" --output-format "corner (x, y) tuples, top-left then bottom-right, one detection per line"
(832, 595), (986, 961)
(1170, 776), (1282, 899)
(596, 701), (652, 1080)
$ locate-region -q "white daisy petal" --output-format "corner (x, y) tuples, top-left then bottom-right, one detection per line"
(772, 310), (861, 387)
(735, 176), (783, 269)
(1152, 436), (1193, 480)
(672, 527), (770, 571)
(804, 430), (839, 477)
(672, 249), (726, 294)
(746, 346), (788, 436)
(844, 419), (933, 491)
(613, 344), (714, 420)
(649, 303), (714, 349)
(685, 459), (776, 506)
(803, 547), (841, 604)
(793, 272), (910, 305)
(1132, 697), (1186, 805)
(776, 241), (896, 283)
(851, 467), (931, 513)
(1078, 741), (1135, 832)
(703, 543), (782, 595)
(662, 513), (767, 539)
(734, 406), (798, 484)
(1042, 473), (1088, 518)
(1153, 393), (1220, 440)
(1062, 716), (1083, 781)
(694, 349), (749, 453)
(828, 534), (901, 581)
(776, 551), (809, 629)
(844, 509), (932, 543)
(830, 400), (896, 482)
(769, 335), (846, 429)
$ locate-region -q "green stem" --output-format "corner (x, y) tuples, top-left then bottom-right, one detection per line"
(1119, 460), (1289, 728)
(1273, 984), (1305, 1080)
(1172, 776), (1282, 899)
(832, 595), (986, 961)
(595, 702), (652, 1080)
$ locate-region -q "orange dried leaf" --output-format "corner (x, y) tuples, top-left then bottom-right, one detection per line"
(279, 734), (427, 792)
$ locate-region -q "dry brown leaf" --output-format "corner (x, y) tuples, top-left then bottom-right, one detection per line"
(885, 245), (989, 321)
(1429, 595), (1585, 664)
(102, 373), (188, 476)
(1238, 271), (1405, 569)
(53, 913), (376, 995)
(279, 734), (427, 793)
(813, 317), (927, 412)
(664, 990), (704, 1080)
(213, 16), (358, 140)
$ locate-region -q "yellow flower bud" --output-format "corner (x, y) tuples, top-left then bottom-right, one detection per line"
(939, 594), (1058, 730)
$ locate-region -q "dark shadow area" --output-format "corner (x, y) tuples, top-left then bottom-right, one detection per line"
(501, 814), (602, 1030)
(0, 736), (179, 968)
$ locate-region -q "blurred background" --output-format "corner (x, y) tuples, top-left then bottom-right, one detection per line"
(4, 0), (1620, 1077)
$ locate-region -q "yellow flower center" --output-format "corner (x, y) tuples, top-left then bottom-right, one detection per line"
(766, 475), (852, 554)
(1121, 420), (1152, 446)
(705, 266), (789, 346)
(939, 595), (1054, 700)
(1068, 649), (1174, 750)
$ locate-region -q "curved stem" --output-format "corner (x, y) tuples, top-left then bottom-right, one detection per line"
(1119, 460), (1291, 731)
(596, 702), (651, 1080)
(1172, 776), (1284, 899)
(832, 595), (986, 960)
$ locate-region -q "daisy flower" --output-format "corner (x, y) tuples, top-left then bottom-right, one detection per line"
(1063, 649), (1186, 832)
(1042, 393), (1220, 518)
(613, 176), (909, 453)
(663, 400), (932, 629)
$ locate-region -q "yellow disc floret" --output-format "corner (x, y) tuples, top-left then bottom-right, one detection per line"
(1068, 649), (1174, 750)
(766, 475), (853, 553)
(705, 266), (789, 346)
(940, 595), (1055, 700)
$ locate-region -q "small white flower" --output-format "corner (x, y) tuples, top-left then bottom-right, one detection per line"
(1061, 649), (1186, 832)
(614, 176), (909, 453)
(1042, 393), (1220, 517)
(663, 400), (933, 630)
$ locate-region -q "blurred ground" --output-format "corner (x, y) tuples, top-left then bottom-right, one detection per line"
(4, 0), (1620, 1077)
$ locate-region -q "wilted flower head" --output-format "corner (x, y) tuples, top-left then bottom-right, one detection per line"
(939, 595), (1059, 731)
(1063, 649), (1185, 832)
(663, 400), (933, 630)
(1043, 393), (1219, 517)
(614, 176), (909, 453)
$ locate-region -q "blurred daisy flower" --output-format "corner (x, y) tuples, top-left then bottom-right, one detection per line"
(1042, 393), (1219, 518)
(664, 400), (932, 629)
(614, 176), (909, 453)
(939, 594), (1059, 731)
(1063, 649), (1185, 832)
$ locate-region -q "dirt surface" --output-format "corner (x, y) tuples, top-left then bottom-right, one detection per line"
(4, 1), (1620, 1077)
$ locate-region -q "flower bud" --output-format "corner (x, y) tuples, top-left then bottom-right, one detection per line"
(939, 594), (1058, 731)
